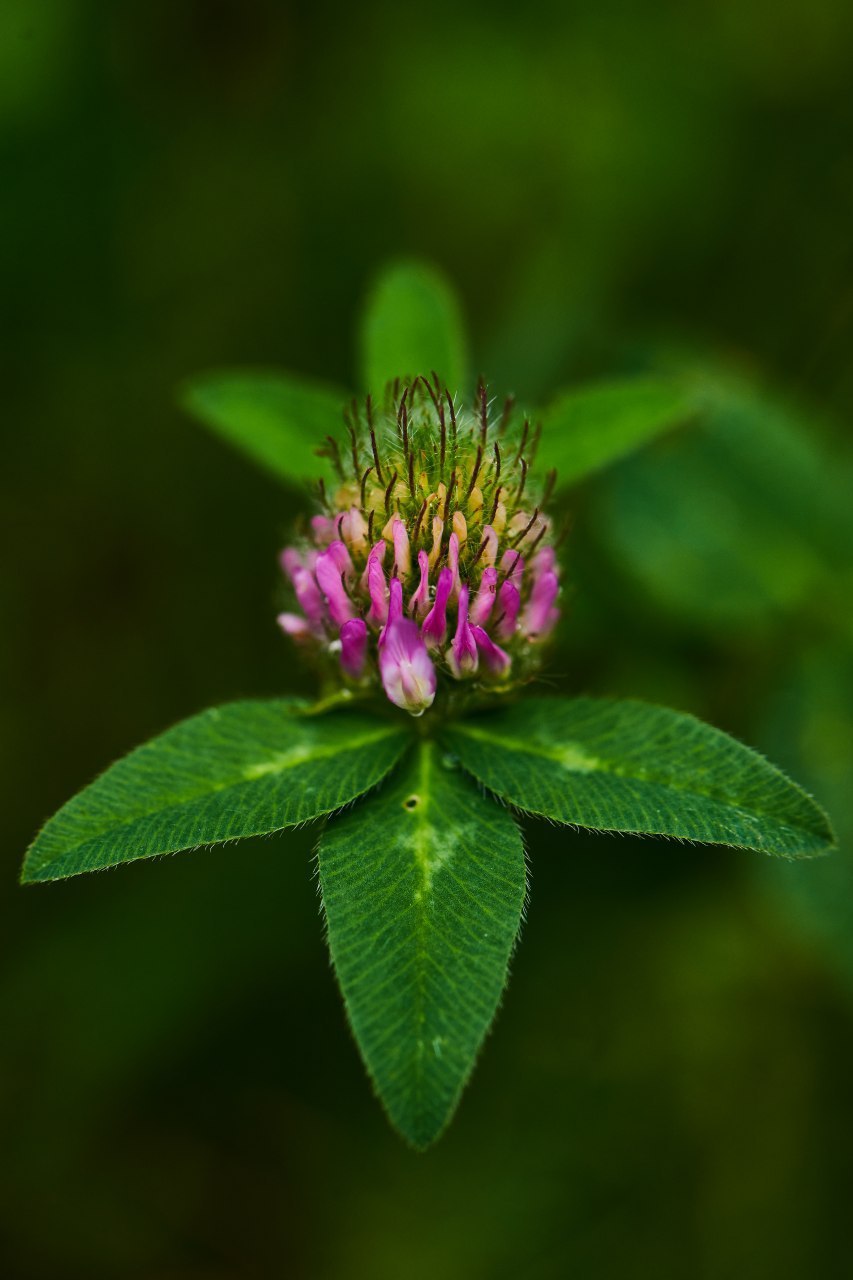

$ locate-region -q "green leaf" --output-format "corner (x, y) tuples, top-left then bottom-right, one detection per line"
(319, 740), (526, 1149)
(359, 260), (468, 395)
(180, 369), (347, 486)
(589, 371), (853, 630)
(751, 642), (853, 992)
(444, 698), (835, 858)
(23, 702), (409, 883)
(537, 376), (697, 487)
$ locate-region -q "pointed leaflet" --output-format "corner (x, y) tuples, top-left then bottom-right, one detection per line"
(444, 699), (834, 858)
(180, 370), (347, 487)
(319, 740), (526, 1148)
(359, 260), (468, 395)
(590, 370), (853, 628)
(537, 376), (697, 488)
(22, 702), (408, 883)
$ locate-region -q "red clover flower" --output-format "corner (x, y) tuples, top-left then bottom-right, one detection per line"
(277, 376), (561, 714)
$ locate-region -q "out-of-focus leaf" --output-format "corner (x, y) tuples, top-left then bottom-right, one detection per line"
(359, 260), (468, 396)
(319, 741), (525, 1149)
(180, 369), (347, 486)
(590, 371), (853, 630)
(445, 698), (835, 858)
(538, 376), (697, 486)
(751, 642), (853, 992)
(22, 702), (409, 882)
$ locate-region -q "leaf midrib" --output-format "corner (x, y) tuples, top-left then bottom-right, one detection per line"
(29, 725), (401, 868)
(450, 722), (821, 839)
(410, 740), (433, 1127)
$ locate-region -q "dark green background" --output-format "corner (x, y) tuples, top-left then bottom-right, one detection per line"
(3, 2), (853, 1276)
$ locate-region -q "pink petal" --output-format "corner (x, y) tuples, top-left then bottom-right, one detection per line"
(447, 532), (462, 601)
(470, 566), (498, 626)
(277, 612), (312, 641)
(408, 550), (431, 619)
(315, 548), (357, 626)
(359, 539), (386, 592)
(340, 618), (368, 677)
(495, 581), (521, 640)
(310, 515), (335, 545)
(448, 585), (478, 678)
(327, 539), (355, 581)
(471, 625), (511, 677)
(366, 543), (389, 628)
(378, 619), (437, 716)
(379, 577), (404, 647)
(500, 548), (525, 590)
(280, 548), (302, 581)
(523, 569), (560, 637)
(422, 566), (453, 650)
(532, 545), (557, 576)
(293, 567), (326, 630)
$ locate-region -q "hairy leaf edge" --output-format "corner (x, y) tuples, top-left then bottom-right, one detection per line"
(314, 752), (529, 1149)
(21, 702), (409, 884)
(442, 701), (837, 859)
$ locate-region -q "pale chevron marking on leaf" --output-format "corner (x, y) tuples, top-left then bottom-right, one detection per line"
(22, 701), (410, 882)
(450, 724), (601, 774)
(242, 729), (395, 780)
(444, 697), (835, 858)
(319, 741), (526, 1148)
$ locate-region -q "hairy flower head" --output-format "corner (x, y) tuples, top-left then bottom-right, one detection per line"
(277, 377), (562, 714)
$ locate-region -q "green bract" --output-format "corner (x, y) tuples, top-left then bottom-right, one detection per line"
(22, 260), (835, 1150)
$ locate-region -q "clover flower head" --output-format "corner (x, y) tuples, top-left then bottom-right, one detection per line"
(277, 376), (562, 714)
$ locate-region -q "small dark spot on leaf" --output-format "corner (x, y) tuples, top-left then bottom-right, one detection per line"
(403, 795), (420, 811)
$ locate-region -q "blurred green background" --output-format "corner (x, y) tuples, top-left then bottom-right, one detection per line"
(3, 1), (853, 1276)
